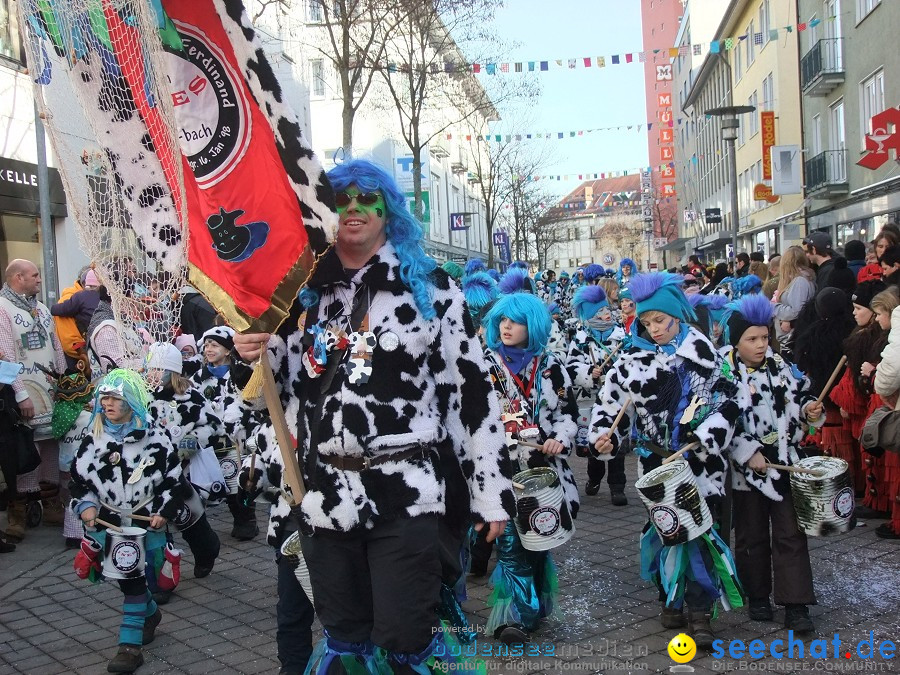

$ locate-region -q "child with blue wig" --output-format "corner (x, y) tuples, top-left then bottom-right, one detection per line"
(481, 293), (579, 645)
(69, 369), (183, 673)
(566, 285), (628, 505)
(589, 273), (746, 648)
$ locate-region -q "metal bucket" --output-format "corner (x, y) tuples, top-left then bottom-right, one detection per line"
(216, 446), (240, 495)
(512, 467), (575, 551)
(790, 456), (855, 537)
(102, 526), (147, 580)
(635, 460), (713, 545)
(172, 482), (205, 531)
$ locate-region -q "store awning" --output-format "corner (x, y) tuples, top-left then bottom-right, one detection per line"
(660, 237), (693, 251)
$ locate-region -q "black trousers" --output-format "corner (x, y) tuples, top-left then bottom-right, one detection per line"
(301, 515), (441, 654)
(276, 551), (315, 673)
(587, 454), (626, 488)
(733, 489), (816, 606)
(178, 515), (220, 568)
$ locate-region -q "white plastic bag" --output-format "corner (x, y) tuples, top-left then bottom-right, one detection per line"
(188, 447), (228, 503)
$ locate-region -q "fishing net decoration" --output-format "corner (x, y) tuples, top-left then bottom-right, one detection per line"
(18, 0), (189, 356)
(632, 362), (734, 455)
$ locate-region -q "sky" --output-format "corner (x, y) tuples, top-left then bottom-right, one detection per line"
(481, 0), (651, 199)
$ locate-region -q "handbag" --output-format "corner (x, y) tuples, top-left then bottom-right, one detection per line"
(861, 395), (900, 455)
(13, 423), (42, 475)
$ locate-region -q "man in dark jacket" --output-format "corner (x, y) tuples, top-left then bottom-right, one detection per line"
(804, 231), (836, 291)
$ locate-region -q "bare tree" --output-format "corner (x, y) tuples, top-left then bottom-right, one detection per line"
(598, 217), (644, 264)
(375, 0), (523, 221)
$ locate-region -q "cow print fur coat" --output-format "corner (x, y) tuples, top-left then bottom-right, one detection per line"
(258, 243), (515, 533)
(69, 425), (183, 525)
(148, 386), (226, 459)
(722, 347), (824, 501)
(566, 325), (626, 395)
(588, 325), (744, 499)
(484, 350), (580, 519)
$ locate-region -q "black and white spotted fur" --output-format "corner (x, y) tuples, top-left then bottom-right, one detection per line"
(257, 243), (516, 532)
(69, 426), (183, 524)
(148, 386), (226, 457)
(588, 326), (744, 499)
(722, 347), (824, 501)
(566, 326), (626, 394)
(484, 350), (580, 518)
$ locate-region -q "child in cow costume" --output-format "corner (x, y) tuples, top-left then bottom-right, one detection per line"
(722, 295), (822, 634)
(589, 273), (745, 648)
(69, 369), (182, 673)
(145, 343), (222, 597)
(482, 293), (579, 645)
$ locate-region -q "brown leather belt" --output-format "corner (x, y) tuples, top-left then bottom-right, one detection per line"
(320, 446), (431, 471)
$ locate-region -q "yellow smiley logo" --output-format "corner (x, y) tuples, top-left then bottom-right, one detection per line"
(667, 633), (696, 663)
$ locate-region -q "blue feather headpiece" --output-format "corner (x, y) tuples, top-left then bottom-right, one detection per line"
(731, 274), (762, 299)
(725, 293), (774, 346)
(629, 272), (697, 323)
(573, 285), (609, 321)
(462, 272), (499, 311)
(499, 266), (535, 294)
(465, 258), (486, 275)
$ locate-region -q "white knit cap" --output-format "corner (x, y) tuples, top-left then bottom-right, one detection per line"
(145, 342), (183, 374)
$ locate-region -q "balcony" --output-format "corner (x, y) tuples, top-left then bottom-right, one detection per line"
(805, 150), (849, 198)
(429, 142), (450, 159)
(801, 39), (845, 96)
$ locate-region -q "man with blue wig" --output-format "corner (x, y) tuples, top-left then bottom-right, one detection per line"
(235, 159), (514, 673)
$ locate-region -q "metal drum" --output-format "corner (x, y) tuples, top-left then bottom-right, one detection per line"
(635, 460), (713, 545)
(216, 446), (240, 495)
(172, 481), (205, 531)
(102, 527), (147, 580)
(790, 456), (855, 537)
(512, 467), (575, 551)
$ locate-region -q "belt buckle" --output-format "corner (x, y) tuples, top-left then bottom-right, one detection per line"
(362, 455), (372, 471)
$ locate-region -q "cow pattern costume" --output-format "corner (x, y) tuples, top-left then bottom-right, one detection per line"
(262, 242), (515, 532)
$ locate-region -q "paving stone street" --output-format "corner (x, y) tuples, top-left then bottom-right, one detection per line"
(1, 453), (898, 674)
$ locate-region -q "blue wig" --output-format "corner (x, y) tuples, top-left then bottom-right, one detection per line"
(462, 272), (499, 314)
(731, 274), (762, 299)
(723, 293), (774, 346)
(483, 293), (552, 353)
(499, 266), (536, 294)
(487, 269), (500, 282)
(465, 258), (486, 275)
(327, 159), (437, 320)
(583, 263), (606, 282)
(509, 261), (530, 272)
(619, 258), (637, 271)
(689, 293), (730, 334)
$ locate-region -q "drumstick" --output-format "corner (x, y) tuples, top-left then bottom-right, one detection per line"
(815, 355), (848, 405)
(609, 397), (632, 434)
(94, 517), (123, 532)
(127, 514), (154, 522)
(765, 462), (825, 477)
(517, 440), (544, 450)
(597, 344), (621, 371)
(512, 481), (526, 490)
(662, 441), (701, 464)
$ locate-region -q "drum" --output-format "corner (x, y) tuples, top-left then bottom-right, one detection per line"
(216, 446), (240, 495)
(790, 456), (855, 537)
(280, 531), (315, 602)
(102, 526), (147, 580)
(634, 460), (713, 546)
(511, 467), (575, 551)
(172, 481), (205, 531)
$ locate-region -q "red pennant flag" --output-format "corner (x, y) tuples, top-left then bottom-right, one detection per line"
(584, 57), (591, 67)
(625, 53), (633, 63)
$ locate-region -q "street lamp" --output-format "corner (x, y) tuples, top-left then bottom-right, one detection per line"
(705, 105), (755, 264)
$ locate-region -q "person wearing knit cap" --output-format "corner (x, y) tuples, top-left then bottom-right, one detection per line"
(69, 368), (182, 672)
(618, 286), (637, 335)
(174, 334), (202, 377)
(844, 239), (867, 279)
(191, 326), (259, 541)
(589, 272), (745, 646)
(827, 257), (857, 295)
(461, 271), (499, 331)
(145, 343), (223, 597)
(498, 266), (536, 295)
(688, 293), (730, 345)
(464, 258), (486, 276)
(831, 280), (891, 520)
(721, 294), (822, 634)
(441, 261), (464, 283)
(481, 293), (579, 645)
(582, 264), (605, 285)
(566, 285), (627, 505)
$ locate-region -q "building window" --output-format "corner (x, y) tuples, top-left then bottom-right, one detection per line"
(762, 72), (774, 110)
(734, 42), (742, 81)
(749, 91), (759, 136)
(1, 0), (22, 62)
(747, 20), (756, 64)
(311, 59), (326, 97)
(759, 0), (770, 42)
(308, 0), (323, 23)
(859, 69), (885, 148)
(857, 0), (880, 22)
